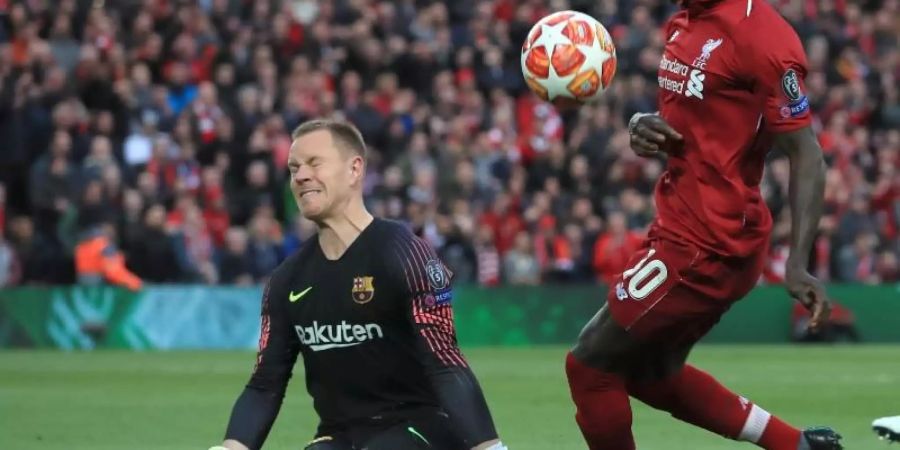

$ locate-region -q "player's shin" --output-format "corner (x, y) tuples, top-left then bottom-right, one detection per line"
(565, 352), (636, 450)
(626, 365), (802, 450)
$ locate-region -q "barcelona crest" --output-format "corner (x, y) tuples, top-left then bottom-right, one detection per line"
(352, 276), (375, 304)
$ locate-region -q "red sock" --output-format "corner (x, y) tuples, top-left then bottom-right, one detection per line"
(758, 415), (804, 450)
(627, 365), (801, 450)
(565, 352), (635, 450)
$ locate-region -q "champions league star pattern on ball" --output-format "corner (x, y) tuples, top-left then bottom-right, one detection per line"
(520, 10), (617, 105)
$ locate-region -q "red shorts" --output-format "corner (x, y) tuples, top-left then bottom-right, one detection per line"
(606, 236), (766, 347)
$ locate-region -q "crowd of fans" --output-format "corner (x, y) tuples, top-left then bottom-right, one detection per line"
(0, 0), (897, 289)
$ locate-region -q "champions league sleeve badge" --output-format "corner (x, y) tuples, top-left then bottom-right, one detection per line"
(425, 259), (453, 305)
(779, 69), (809, 118)
(781, 69), (802, 101)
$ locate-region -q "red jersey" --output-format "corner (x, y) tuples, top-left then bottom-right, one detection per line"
(654, 0), (812, 256)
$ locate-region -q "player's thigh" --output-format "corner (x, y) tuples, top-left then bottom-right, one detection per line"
(361, 411), (463, 450)
(304, 435), (354, 450)
(360, 424), (432, 450)
(623, 243), (766, 350)
(601, 239), (732, 358)
(572, 238), (691, 370)
(571, 304), (645, 373)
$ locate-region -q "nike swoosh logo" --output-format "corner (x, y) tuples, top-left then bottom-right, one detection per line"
(289, 286), (313, 302)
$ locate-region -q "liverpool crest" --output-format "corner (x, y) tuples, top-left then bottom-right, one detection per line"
(352, 276), (375, 304)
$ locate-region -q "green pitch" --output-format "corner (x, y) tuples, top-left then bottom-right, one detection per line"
(1, 346), (898, 450)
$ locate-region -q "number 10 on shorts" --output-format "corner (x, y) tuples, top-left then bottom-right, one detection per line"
(620, 249), (669, 300)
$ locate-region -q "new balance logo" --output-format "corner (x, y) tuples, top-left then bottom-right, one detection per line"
(295, 321), (384, 351)
(685, 69), (705, 99)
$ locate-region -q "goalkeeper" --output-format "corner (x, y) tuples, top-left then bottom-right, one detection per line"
(207, 119), (505, 450)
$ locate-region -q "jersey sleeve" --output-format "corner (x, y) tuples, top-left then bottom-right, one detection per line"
(224, 280), (301, 449)
(389, 231), (500, 447)
(745, 16), (812, 132)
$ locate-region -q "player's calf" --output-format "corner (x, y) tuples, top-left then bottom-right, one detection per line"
(566, 352), (636, 450)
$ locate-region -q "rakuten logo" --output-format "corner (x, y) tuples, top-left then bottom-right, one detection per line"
(295, 321), (384, 351)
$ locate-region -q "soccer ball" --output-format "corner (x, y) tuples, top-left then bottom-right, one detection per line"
(521, 11), (617, 106)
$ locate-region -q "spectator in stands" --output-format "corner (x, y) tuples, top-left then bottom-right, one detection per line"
(592, 211), (643, 285)
(29, 130), (77, 236)
(231, 160), (277, 226)
(246, 212), (280, 282)
(562, 221), (593, 282)
(0, 226), (19, 287)
(837, 231), (879, 283)
(0, 0), (896, 288)
(534, 215), (576, 282)
(118, 189), (145, 255)
(6, 216), (63, 284)
(0, 183), (6, 236)
(74, 222), (142, 291)
(128, 204), (179, 283)
(436, 213), (478, 285)
(82, 136), (119, 180)
(217, 227), (254, 285)
(474, 223), (501, 287)
(480, 192), (525, 257)
(836, 194), (876, 249)
(504, 230), (541, 286)
(200, 166), (230, 246)
(875, 249), (900, 283)
(171, 201), (216, 284)
(75, 179), (114, 232)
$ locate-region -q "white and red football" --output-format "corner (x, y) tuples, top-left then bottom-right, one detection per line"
(521, 10), (617, 106)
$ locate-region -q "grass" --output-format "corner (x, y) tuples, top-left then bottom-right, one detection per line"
(1, 346), (898, 449)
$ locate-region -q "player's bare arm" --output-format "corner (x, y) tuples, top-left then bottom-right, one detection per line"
(774, 126), (831, 330)
(628, 112), (683, 158)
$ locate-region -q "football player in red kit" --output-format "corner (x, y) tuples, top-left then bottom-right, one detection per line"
(565, 0), (843, 449)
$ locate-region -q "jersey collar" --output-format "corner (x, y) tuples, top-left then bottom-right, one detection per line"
(682, 0), (727, 17)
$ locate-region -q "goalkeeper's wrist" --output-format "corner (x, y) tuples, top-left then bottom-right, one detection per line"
(485, 442), (509, 450)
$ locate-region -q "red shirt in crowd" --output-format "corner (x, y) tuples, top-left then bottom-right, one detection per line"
(479, 209), (525, 256)
(593, 230), (644, 285)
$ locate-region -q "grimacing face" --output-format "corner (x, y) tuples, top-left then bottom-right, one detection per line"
(287, 129), (364, 221)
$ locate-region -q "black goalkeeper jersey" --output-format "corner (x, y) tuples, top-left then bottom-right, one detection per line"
(225, 218), (497, 449)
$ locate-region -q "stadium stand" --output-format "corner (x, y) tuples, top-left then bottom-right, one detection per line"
(0, 0), (896, 287)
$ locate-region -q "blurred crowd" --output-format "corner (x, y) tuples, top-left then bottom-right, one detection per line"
(0, 0), (897, 289)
